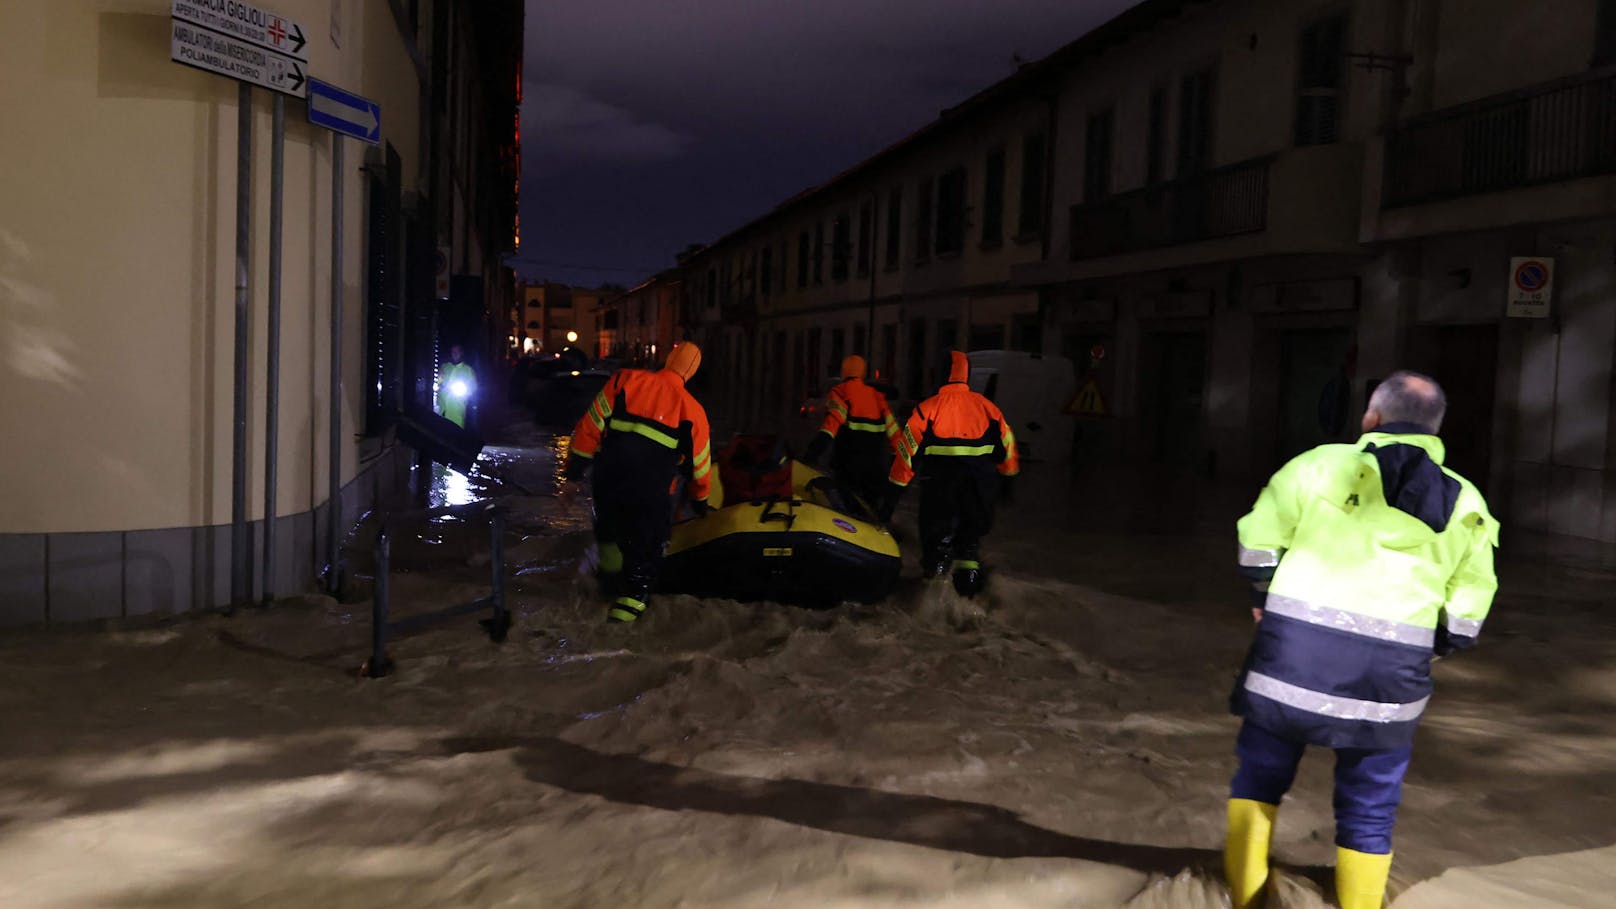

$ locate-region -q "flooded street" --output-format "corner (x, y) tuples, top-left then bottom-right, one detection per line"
(1, 420), (1613, 908)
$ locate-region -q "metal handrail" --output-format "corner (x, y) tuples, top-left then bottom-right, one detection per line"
(364, 501), (510, 679)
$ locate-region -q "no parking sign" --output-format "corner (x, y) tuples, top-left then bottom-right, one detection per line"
(1507, 256), (1553, 318)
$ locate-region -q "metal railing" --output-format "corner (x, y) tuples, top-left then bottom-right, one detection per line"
(1069, 156), (1271, 260)
(1384, 67), (1616, 207)
(364, 501), (510, 679)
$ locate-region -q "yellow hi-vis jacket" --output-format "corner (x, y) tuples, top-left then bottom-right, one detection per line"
(1233, 426), (1498, 749)
(436, 361), (477, 428)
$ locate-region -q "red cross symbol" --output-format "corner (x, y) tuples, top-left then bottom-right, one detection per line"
(267, 19), (286, 45)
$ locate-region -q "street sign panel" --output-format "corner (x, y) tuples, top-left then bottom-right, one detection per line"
(171, 0), (308, 61)
(1065, 378), (1107, 417)
(306, 79), (382, 145)
(171, 18), (306, 97)
(1506, 256), (1554, 318)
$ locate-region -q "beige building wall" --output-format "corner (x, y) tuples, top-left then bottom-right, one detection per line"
(0, 2), (420, 534)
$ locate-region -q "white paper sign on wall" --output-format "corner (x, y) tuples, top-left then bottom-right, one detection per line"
(1507, 256), (1554, 319)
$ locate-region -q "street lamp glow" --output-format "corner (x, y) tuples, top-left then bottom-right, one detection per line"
(566, 330), (579, 343)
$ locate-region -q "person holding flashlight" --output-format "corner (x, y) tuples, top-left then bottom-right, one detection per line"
(437, 344), (478, 428)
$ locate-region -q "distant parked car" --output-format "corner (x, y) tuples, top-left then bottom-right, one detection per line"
(966, 350), (1076, 461)
(523, 351), (612, 429)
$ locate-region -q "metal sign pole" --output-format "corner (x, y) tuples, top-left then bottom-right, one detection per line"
(327, 135), (345, 594)
(230, 82), (253, 611)
(263, 93), (285, 606)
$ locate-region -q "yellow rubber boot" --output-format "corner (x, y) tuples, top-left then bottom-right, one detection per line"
(1225, 799), (1278, 909)
(1335, 847), (1392, 909)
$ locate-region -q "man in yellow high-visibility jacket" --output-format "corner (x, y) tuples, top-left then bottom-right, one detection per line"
(1226, 370), (1498, 909)
(436, 344), (478, 428)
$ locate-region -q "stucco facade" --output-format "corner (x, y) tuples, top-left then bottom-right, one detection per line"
(0, 0), (520, 624)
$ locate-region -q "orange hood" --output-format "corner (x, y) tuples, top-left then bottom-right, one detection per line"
(664, 342), (702, 382)
(946, 350), (970, 384)
(840, 355), (867, 380)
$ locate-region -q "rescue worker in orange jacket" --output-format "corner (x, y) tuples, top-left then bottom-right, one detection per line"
(880, 350), (1019, 596)
(563, 342), (712, 624)
(802, 355), (900, 510)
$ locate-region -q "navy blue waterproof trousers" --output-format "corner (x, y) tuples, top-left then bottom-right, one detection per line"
(1229, 719), (1412, 854)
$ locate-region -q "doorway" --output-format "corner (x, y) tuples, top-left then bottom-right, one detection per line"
(1146, 331), (1207, 465)
(1277, 328), (1354, 464)
(1403, 324), (1498, 489)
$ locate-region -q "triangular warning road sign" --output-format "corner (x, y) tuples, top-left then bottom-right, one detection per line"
(1065, 378), (1107, 416)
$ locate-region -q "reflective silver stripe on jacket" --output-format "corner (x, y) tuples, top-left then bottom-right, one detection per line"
(1264, 594), (1436, 648)
(1245, 671), (1429, 723)
(1238, 545), (1281, 568)
(1444, 613), (1484, 637)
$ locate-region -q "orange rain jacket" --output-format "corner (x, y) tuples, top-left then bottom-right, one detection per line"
(890, 353), (1020, 487)
(819, 378), (900, 452)
(571, 367), (714, 503)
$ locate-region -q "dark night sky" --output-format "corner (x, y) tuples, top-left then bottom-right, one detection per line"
(516, 1), (1141, 289)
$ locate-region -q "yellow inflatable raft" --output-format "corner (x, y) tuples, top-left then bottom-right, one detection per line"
(659, 438), (900, 606)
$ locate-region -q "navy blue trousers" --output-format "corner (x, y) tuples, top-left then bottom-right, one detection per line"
(1229, 720), (1412, 854)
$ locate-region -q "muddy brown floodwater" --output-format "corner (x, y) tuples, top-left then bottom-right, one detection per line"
(1, 419), (1613, 908)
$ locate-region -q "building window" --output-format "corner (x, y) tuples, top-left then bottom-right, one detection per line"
(907, 319), (927, 396)
(707, 268), (716, 309)
(915, 176), (933, 263)
(1296, 15), (1347, 146)
(760, 247), (773, 297)
(969, 323), (1006, 352)
(748, 251), (759, 300)
(832, 212), (851, 282)
(885, 187), (902, 269)
(1147, 86), (1167, 183)
(773, 331), (787, 407)
(880, 323), (897, 383)
(1084, 108), (1115, 202)
(797, 232), (810, 288)
(853, 322), (867, 362)
(813, 222), (825, 285)
(1599, 0), (1616, 65)
(857, 202), (873, 275)
(830, 327), (845, 374)
(1012, 314), (1042, 354)
(937, 317), (956, 380)
(792, 332), (806, 404)
(807, 327), (822, 388)
(981, 149), (1005, 248)
(935, 167), (967, 256)
(1017, 132), (1047, 238)
(1178, 67), (1216, 174)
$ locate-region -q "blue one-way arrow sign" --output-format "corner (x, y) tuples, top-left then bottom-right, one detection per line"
(306, 78), (381, 145)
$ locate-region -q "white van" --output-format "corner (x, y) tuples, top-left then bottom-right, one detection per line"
(966, 350), (1075, 462)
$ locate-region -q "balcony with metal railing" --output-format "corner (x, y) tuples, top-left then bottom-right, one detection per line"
(1383, 66), (1616, 209)
(1069, 156), (1272, 260)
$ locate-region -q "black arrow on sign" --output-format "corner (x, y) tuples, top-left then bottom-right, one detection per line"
(290, 24), (306, 55)
(288, 63), (305, 93)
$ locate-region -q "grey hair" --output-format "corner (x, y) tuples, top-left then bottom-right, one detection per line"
(1369, 370), (1447, 434)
